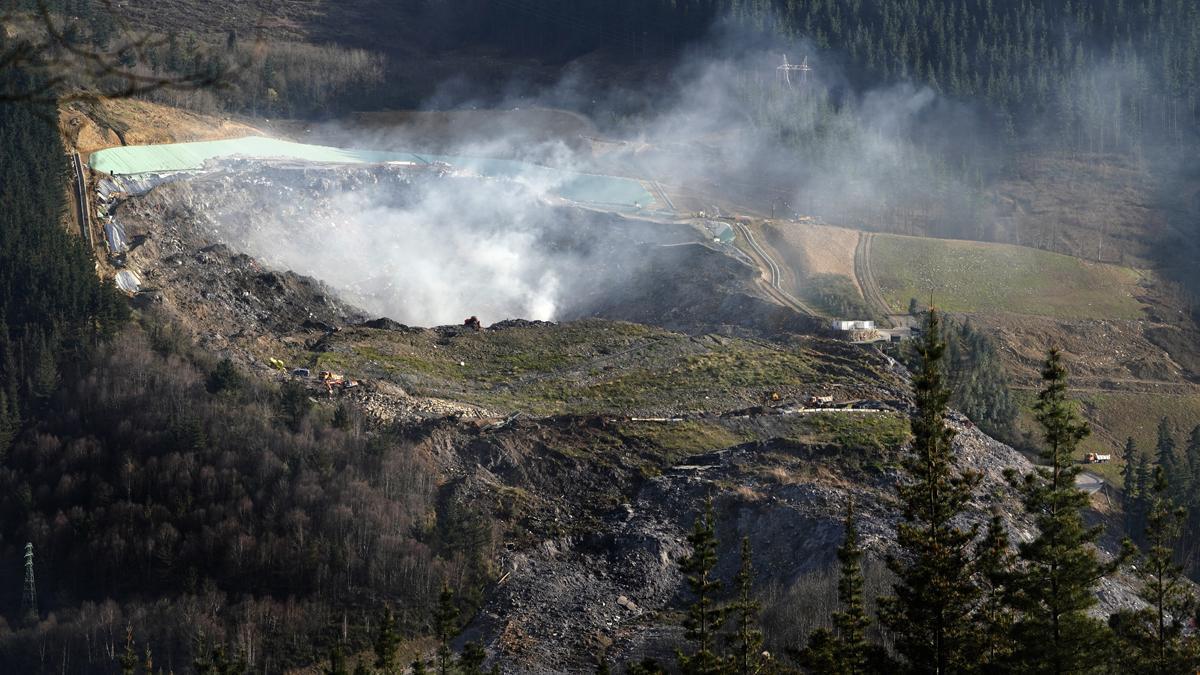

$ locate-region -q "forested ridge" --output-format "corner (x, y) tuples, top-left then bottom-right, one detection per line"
(0, 64), (126, 452)
(444, 0), (1200, 144)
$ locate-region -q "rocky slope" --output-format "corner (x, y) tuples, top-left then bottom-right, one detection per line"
(91, 158), (1146, 673)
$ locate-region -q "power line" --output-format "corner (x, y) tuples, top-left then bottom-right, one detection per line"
(777, 54), (811, 86)
(21, 542), (37, 622)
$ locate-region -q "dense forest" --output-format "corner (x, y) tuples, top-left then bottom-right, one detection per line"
(0, 321), (493, 672)
(0, 65), (126, 447)
(437, 0), (1200, 144)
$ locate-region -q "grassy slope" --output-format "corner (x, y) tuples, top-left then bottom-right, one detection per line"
(871, 234), (1145, 319)
(307, 319), (894, 417)
(1014, 389), (1200, 485)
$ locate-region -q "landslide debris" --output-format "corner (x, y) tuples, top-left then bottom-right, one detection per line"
(90, 158), (1148, 674)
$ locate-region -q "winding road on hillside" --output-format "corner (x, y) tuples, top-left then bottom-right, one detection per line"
(854, 232), (921, 329)
(70, 152), (92, 247)
(734, 223), (816, 316)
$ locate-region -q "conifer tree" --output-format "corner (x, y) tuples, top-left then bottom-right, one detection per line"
(1186, 425), (1200, 509)
(727, 536), (766, 675)
(324, 645), (351, 675)
(973, 511), (1017, 671)
(1155, 417), (1178, 489)
(434, 586), (460, 675)
(1134, 467), (1196, 674)
(374, 607), (401, 675)
(1008, 349), (1114, 674)
(797, 500), (872, 675)
(411, 659), (428, 675)
(879, 308), (981, 673)
(1121, 437), (1142, 537)
(459, 642), (487, 674)
(0, 389), (14, 458)
(677, 496), (724, 674)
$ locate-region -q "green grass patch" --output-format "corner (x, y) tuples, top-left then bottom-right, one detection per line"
(307, 320), (852, 416)
(618, 420), (748, 459)
(1013, 389), (1200, 486)
(784, 412), (912, 452)
(871, 235), (1145, 319)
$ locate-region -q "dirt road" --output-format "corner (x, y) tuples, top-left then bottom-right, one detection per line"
(734, 222), (816, 316)
(855, 232), (912, 328)
(70, 152), (92, 247)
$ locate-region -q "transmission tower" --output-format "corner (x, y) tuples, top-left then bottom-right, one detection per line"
(777, 54), (811, 86)
(21, 542), (36, 621)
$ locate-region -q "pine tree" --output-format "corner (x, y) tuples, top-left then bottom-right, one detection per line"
(374, 607), (401, 675)
(459, 642), (487, 674)
(676, 496), (724, 675)
(879, 308), (981, 673)
(411, 659), (429, 675)
(1155, 417), (1178, 491)
(727, 537), (766, 675)
(0, 389), (15, 457)
(1186, 425), (1200, 510)
(797, 499), (872, 675)
(1134, 467), (1196, 674)
(973, 511), (1017, 671)
(324, 645), (351, 675)
(434, 586), (460, 675)
(1008, 349), (1114, 674)
(1121, 437), (1142, 537)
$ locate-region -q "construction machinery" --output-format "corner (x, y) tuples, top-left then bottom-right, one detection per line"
(319, 371), (360, 396)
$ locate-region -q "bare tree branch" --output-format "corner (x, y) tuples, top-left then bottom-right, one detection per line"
(0, 0), (265, 105)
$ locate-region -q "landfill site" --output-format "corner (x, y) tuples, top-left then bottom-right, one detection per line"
(55, 121), (1153, 673)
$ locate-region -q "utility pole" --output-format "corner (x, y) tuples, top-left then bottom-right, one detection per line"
(22, 542), (37, 622)
(777, 54), (811, 86)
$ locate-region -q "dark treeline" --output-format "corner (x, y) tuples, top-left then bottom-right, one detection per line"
(898, 312), (1018, 445)
(0, 62), (127, 452)
(439, 0), (1200, 145)
(0, 321), (493, 672)
(1125, 419), (1200, 577)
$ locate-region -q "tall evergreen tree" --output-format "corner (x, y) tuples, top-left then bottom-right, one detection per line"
(1008, 349), (1114, 674)
(1155, 418), (1178, 488)
(1185, 425), (1200, 510)
(727, 536), (766, 675)
(677, 496), (724, 675)
(374, 607), (401, 675)
(796, 500), (872, 675)
(1135, 467), (1196, 674)
(459, 642), (487, 674)
(324, 645), (351, 675)
(973, 510), (1017, 672)
(879, 308), (981, 674)
(1122, 437), (1142, 537)
(434, 586), (460, 675)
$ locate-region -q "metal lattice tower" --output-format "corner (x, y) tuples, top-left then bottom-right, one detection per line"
(21, 542), (36, 620)
(777, 54), (811, 86)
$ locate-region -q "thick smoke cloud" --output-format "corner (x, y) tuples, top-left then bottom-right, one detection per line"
(196, 20), (1010, 326)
